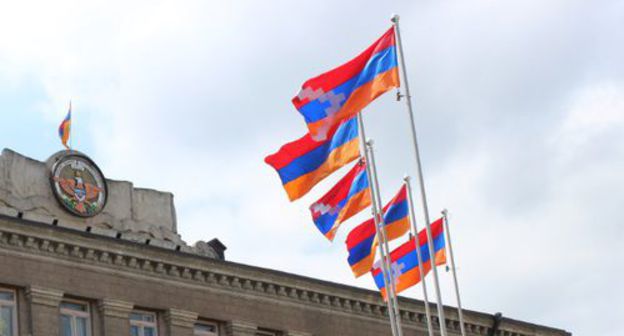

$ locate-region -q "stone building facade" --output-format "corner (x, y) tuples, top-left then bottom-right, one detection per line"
(0, 149), (571, 336)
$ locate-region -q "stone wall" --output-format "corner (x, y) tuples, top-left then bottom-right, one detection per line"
(0, 213), (571, 336)
(0, 148), (179, 242)
(0, 149), (223, 259)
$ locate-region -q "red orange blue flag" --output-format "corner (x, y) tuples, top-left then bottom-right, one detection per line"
(292, 27), (400, 140)
(264, 117), (359, 201)
(58, 102), (72, 149)
(309, 159), (370, 241)
(345, 216), (377, 278)
(346, 185), (411, 277)
(372, 217), (447, 300)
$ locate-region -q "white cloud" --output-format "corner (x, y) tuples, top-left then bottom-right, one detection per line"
(0, 1), (622, 335)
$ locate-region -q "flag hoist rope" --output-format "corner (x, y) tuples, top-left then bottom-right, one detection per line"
(442, 209), (467, 336)
(356, 112), (403, 336)
(404, 176), (435, 336)
(391, 14), (449, 336)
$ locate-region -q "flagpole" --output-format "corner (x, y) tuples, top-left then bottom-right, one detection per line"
(391, 14), (449, 336)
(403, 176), (434, 336)
(356, 113), (401, 336)
(366, 139), (403, 336)
(442, 209), (467, 336)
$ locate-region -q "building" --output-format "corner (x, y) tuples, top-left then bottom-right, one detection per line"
(0, 148), (570, 336)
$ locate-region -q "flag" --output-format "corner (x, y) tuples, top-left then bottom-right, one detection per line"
(292, 27), (399, 140)
(371, 217), (447, 300)
(265, 117), (359, 201)
(58, 102), (72, 149)
(309, 159), (370, 241)
(346, 185), (411, 277)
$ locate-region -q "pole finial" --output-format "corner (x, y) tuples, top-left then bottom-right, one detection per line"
(442, 208), (448, 216)
(366, 139), (374, 146)
(403, 175), (411, 182)
(391, 14), (400, 23)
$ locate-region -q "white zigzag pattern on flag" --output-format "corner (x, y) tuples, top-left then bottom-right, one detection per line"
(310, 202), (342, 217)
(297, 87), (347, 117)
(297, 86), (326, 101)
(310, 202), (332, 216)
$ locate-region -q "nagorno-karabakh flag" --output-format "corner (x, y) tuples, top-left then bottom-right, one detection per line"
(372, 217), (447, 300)
(58, 103), (72, 149)
(292, 27), (399, 140)
(309, 159), (370, 241)
(264, 117), (359, 201)
(346, 185), (411, 277)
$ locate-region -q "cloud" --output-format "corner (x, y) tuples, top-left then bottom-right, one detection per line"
(0, 1), (622, 335)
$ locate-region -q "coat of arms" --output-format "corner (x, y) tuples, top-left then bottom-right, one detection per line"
(50, 153), (107, 217)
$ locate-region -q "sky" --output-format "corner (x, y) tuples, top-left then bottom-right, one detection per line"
(0, 0), (622, 334)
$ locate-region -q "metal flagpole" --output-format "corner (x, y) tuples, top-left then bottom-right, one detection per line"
(391, 14), (449, 336)
(442, 209), (467, 336)
(356, 113), (401, 336)
(366, 139), (403, 336)
(403, 176), (435, 336)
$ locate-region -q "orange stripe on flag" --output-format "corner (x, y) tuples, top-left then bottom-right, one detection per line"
(336, 188), (371, 224)
(350, 251), (377, 278)
(308, 68), (399, 138)
(282, 138), (360, 200)
(384, 217), (410, 242)
(380, 249), (447, 301)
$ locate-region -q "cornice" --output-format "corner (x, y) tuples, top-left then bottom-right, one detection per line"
(0, 217), (570, 336)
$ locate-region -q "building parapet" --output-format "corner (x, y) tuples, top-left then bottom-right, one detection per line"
(0, 148), (224, 260)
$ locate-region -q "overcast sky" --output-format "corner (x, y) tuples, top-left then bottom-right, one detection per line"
(0, 0), (622, 334)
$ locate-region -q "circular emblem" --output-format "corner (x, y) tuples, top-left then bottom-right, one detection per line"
(50, 153), (107, 217)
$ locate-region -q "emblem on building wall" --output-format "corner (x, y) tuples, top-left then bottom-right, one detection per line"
(50, 153), (107, 217)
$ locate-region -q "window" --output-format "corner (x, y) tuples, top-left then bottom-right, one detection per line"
(0, 289), (17, 336)
(255, 330), (278, 336)
(130, 311), (158, 336)
(194, 322), (218, 336)
(59, 301), (91, 336)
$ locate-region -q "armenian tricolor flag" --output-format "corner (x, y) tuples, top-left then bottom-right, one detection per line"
(309, 159), (370, 241)
(372, 217), (447, 300)
(265, 117), (359, 201)
(292, 27), (399, 140)
(346, 185), (411, 277)
(58, 102), (72, 149)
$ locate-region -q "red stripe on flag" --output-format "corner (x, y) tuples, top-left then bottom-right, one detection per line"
(292, 27), (396, 109)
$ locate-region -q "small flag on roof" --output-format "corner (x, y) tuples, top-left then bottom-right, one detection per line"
(58, 102), (72, 149)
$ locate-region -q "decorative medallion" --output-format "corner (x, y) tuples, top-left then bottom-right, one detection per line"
(50, 153), (107, 217)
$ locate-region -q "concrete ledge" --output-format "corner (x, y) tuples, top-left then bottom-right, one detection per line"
(22, 212), (55, 225)
(121, 231), (149, 243)
(179, 245), (194, 254)
(148, 238), (176, 250)
(88, 226), (118, 238)
(56, 219), (87, 231)
(0, 206), (18, 217)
